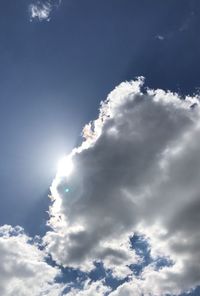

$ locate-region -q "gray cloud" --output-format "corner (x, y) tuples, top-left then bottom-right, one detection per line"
(43, 78), (200, 295)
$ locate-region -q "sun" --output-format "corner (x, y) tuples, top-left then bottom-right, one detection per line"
(57, 155), (74, 178)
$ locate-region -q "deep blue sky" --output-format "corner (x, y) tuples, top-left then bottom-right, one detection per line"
(0, 0), (199, 236)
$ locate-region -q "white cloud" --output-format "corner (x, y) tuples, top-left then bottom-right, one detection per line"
(29, 0), (61, 22)
(0, 225), (63, 296)
(155, 35), (165, 41)
(43, 77), (200, 295)
(66, 280), (111, 296)
(1, 78), (200, 295)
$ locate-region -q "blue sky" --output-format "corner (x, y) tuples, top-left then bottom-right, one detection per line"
(0, 1), (200, 295)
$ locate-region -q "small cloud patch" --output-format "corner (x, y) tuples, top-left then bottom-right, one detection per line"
(29, 0), (61, 22)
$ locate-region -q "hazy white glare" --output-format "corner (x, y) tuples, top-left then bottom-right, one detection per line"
(57, 155), (74, 178)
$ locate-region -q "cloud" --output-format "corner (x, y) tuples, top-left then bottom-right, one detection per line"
(155, 35), (165, 41)
(43, 77), (200, 295)
(29, 0), (61, 22)
(155, 10), (195, 42)
(67, 280), (111, 296)
(1, 78), (200, 295)
(0, 225), (63, 296)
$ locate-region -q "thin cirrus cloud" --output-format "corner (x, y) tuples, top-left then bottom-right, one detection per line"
(1, 78), (200, 295)
(29, 0), (61, 21)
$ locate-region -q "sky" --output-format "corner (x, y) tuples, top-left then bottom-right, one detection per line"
(0, 0), (200, 295)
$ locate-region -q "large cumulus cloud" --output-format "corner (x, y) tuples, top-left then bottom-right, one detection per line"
(44, 77), (200, 295)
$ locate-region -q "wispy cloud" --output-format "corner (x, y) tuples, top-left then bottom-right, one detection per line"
(29, 0), (61, 22)
(154, 10), (195, 42)
(155, 34), (165, 41)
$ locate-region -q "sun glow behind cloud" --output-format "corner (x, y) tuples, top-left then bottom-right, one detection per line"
(57, 156), (74, 178)
(1, 78), (200, 295)
(44, 78), (200, 295)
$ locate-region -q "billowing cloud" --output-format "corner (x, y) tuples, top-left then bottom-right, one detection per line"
(0, 225), (62, 296)
(44, 77), (200, 295)
(29, 0), (61, 22)
(67, 280), (111, 296)
(2, 78), (200, 295)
